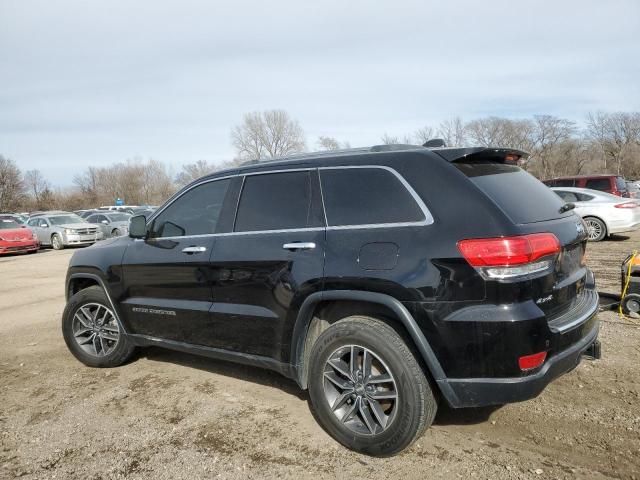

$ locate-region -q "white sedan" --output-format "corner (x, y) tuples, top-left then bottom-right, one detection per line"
(552, 187), (640, 241)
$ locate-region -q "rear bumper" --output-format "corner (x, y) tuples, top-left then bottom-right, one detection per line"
(439, 310), (599, 408)
(608, 220), (640, 235)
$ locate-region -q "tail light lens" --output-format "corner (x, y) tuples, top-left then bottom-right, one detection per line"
(457, 233), (560, 281)
(614, 202), (639, 209)
(519, 351), (547, 371)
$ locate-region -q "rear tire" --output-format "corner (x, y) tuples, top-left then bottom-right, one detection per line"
(51, 233), (64, 250)
(62, 286), (136, 368)
(112, 228), (121, 237)
(307, 316), (437, 456)
(584, 216), (607, 242)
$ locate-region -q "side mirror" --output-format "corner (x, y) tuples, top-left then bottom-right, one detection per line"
(129, 215), (147, 239)
(101, 220), (109, 224)
(40, 223), (48, 228)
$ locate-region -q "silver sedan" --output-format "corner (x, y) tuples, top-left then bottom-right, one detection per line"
(86, 212), (131, 238)
(552, 187), (640, 241)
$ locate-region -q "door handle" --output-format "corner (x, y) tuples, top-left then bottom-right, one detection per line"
(182, 246), (207, 254)
(282, 242), (316, 251)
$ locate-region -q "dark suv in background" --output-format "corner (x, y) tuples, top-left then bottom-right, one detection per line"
(62, 144), (600, 456)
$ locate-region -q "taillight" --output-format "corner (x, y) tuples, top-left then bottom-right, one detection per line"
(519, 351), (547, 371)
(457, 233), (560, 281)
(614, 202), (639, 209)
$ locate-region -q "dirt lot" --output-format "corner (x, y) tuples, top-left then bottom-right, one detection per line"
(1, 234), (640, 480)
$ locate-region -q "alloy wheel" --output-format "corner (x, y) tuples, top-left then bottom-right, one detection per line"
(323, 344), (398, 435)
(584, 219), (603, 240)
(72, 303), (120, 357)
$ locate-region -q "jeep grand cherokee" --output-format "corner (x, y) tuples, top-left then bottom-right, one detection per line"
(62, 144), (600, 456)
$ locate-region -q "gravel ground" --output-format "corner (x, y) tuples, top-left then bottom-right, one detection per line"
(1, 232), (640, 480)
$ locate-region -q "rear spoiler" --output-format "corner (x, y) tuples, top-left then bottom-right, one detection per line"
(431, 147), (530, 164)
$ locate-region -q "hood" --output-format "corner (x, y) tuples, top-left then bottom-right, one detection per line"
(59, 223), (97, 230)
(0, 227), (34, 241)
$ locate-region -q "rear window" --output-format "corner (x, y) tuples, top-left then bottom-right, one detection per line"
(616, 177), (627, 191)
(455, 162), (570, 224)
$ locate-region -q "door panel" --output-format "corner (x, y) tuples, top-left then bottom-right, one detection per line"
(202, 230), (325, 359)
(120, 237), (216, 342)
(182, 169), (326, 360)
(120, 177), (232, 342)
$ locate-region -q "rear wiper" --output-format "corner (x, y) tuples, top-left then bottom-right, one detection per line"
(559, 202), (575, 213)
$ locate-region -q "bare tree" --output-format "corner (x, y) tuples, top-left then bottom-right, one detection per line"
(587, 111), (640, 175)
(529, 115), (576, 179)
(24, 169), (51, 208)
(437, 117), (467, 147)
(380, 133), (407, 145)
(231, 110), (306, 161)
(0, 155), (25, 211)
(466, 117), (535, 151)
(175, 160), (216, 186)
(412, 126), (435, 145)
(317, 136), (341, 151)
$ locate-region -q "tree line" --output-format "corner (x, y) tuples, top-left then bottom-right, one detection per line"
(1, 109), (639, 212)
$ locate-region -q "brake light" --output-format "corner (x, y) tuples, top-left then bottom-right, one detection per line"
(519, 351), (547, 371)
(614, 202), (639, 209)
(457, 233), (560, 281)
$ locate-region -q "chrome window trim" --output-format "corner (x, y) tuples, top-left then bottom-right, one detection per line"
(318, 165), (434, 229)
(144, 164), (433, 241)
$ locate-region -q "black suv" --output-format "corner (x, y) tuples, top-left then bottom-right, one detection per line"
(62, 144), (600, 456)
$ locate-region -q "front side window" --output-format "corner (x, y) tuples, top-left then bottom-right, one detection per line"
(150, 179), (231, 238)
(585, 178), (611, 191)
(320, 167), (425, 227)
(554, 179), (575, 187)
(235, 171), (312, 232)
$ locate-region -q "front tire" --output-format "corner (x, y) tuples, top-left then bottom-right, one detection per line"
(307, 316), (437, 456)
(584, 216), (607, 242)
(51, 233), (64, 250)
(62, 286), (136, 368)
(112, 228), (121, 237)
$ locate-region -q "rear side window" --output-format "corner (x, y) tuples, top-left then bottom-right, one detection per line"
(555, 191), (579, 202)
(455, 162), (569, 224)
(235, 171), (312, 232)
(585, 178), (611, 191)
(320, 167), (425, 227)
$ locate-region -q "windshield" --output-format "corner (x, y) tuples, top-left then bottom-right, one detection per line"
(107, 213), (131, 222)
(49, 215), (84, 225)
(0, 219), (20, 229)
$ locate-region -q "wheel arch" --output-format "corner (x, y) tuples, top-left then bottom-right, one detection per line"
(291, 290), (460, 406)
(66, 272), (128, 334)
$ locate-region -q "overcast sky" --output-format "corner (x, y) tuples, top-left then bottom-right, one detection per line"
(1, 0), (639, 186)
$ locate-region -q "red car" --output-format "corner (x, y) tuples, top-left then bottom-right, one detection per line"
(543, 174), (629, 197)
(0, 218), (39, 255)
